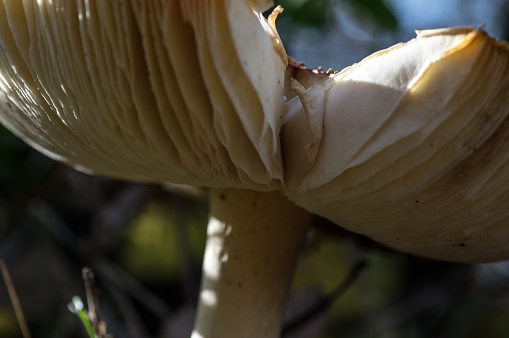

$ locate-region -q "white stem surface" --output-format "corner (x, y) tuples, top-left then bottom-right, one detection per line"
(192, 188), (313, 338)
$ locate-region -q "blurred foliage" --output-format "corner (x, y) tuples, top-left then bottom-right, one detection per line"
(121, 200), (207, 282)
(343, 0), (398, 31)
(0, 125), (53, 189)
(274, 0), (335, 28)
(499, 0), (509, 41)
(274, 0), (397, 30)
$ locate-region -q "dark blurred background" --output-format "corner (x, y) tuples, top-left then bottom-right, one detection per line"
(2, 1), (509, 337)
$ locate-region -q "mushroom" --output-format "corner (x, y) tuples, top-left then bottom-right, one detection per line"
(282, 27), (509, 263)
(1, 1), (509, 338)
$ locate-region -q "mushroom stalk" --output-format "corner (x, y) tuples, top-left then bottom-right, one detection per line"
(192, 188), (313, 338)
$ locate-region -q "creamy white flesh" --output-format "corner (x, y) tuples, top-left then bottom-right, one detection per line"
(282, 28), (509, 262)
(0, 0), (286, 190)
(2, 1), (509, 262)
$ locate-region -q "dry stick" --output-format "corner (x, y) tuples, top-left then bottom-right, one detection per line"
(0, 260), (32, 338)
(82, 267), (108, 338)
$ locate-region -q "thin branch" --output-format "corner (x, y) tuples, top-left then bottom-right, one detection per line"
(96, 259), (172, 319)
(0, 260), (32, 338)
(282, 260), (369, 336)
(82, 267), (109, 338)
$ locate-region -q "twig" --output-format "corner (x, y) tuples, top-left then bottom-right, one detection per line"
(0, 260), (32, 338)
(96, 259), (172, 319)
(98, 270), (150, 338)
(282, 260), (369, 336)
(82, 267), (109, 338)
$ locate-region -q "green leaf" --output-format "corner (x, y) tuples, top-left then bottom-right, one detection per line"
(69, 296), (96, 338)
(77, 310), (96, 338)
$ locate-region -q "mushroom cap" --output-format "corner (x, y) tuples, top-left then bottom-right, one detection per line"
(0, 0), (286, 190)
(2, 1), (509, 263)
(282, 27), (509, 262)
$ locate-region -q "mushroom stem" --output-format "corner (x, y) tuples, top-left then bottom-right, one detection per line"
(192, 188), (313, 338)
